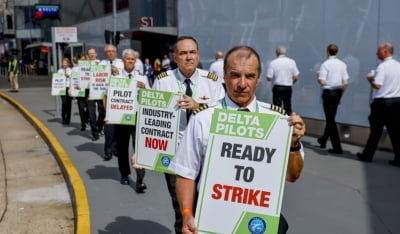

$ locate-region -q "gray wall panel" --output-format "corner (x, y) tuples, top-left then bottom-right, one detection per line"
(178, 0), (396, 127)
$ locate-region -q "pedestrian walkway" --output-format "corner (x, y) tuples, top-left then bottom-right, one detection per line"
(0, 75), (399, 234)
(0, 93), (75, 234)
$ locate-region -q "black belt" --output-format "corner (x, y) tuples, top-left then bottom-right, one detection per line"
(374, 97), (400, 102)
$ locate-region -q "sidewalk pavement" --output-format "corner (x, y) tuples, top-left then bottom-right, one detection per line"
(0, 93), (75, 234)
(0, 75), (399, 234)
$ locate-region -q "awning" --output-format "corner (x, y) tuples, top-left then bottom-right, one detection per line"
(122, 27), (177, 40)
(25, 42), (52, 49)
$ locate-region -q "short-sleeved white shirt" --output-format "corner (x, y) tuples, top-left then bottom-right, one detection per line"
(152, 68), (225, 142)
(134, 58), (144, 74)
(100, 58), (124, 74)
(318, 56), (349, 89)
(209, 59), (224, 82)
(372, 57), (400, 98)
(266, 55), (299, 86)
(169, 96), (304, 182)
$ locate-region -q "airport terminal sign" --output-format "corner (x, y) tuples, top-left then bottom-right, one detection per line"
(195, 109), (292, 234)
(135, 89), (180, 173)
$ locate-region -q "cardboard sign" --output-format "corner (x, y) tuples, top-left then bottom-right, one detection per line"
(195, 109), (292, 234)
(51, 73), (66, 96)
(135, 89), (181, 173)
(89, 64), (110, 100)
(69, 67), (85, 97)
(105, 76), (138, 125)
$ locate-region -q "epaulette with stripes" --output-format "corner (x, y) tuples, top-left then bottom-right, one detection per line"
(270, 104), (286, 115)
(156, 72), (168, 80)
(193, 103), (208, 115)
(206, 72), (218, 81)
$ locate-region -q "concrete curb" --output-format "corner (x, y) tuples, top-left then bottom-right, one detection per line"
(0, 91), (90, 234)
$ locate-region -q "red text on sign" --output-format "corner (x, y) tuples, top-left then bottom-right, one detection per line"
(211, 184), (270, 208)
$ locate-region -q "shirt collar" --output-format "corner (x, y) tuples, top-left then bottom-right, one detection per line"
(384, 56), (393, 61)
(122, 69), (135, 77)
(224, 95), (257, 112)
(177, 68), (197, 83)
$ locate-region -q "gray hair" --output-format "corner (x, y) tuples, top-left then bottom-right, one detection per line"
(122, 48), (136, 58)
(276, 45), (287, 54)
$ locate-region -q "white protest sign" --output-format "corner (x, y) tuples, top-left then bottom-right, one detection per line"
(51, 73), (66, 96)
(69, 67), (85, 97)
(135, 89), (181, 174)
(77, 60), (91, 89)
(195, 109), (292, 234)
(89, 64), (110, 100)
(105, 76), (137, 125)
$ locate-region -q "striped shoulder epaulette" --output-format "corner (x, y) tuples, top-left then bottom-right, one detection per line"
(193, 103), (209, 115)
(156, 71), (168, 80)
(205, 72), (218, 81)
(270, 104), (286, 115)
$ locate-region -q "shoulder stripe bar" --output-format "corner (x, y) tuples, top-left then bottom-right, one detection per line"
(270, 104), (286, 115)
(206, 72), (218, 81)
(156, 72), (168, 80)
(193, 103), (208, 114)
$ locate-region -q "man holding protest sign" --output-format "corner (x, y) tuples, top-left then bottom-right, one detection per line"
(170, 46), (305, 234)
(86, 47), (104, 141)
(104, 48), (150, 190)
(100, 44), (124, 160)
(150, 36), (225, 234)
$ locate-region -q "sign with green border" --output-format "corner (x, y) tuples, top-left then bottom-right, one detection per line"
(69, 67), (86, 97)
(51, 73), (66, 96)
(195, 109), (292, 234)
(135, 89), (181, 174)
(89, 64), (110, 100)
(105, 76), (138, 125)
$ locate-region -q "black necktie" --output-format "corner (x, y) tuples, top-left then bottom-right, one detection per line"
(237, 108), (250, 112)
(184, 79), (192, 97)
(184, 79), (193, 122)
(128, 73), (132, 79)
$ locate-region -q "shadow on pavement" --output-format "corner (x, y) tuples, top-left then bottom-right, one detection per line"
(76, 142), (104, 157)
(98, 216), (172, 234)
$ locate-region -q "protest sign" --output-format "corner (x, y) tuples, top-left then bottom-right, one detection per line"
(105, 76), (137, 125)
(51, 73), (66, 96)
(89, 64), (110, 100)
(69, 67), (85, 97)
(77, 60), (91, 89)
(195, 109), (292, 234)
(135, 89), (181, 173)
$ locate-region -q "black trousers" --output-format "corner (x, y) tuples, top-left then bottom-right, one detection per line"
(319, 89), (343, 151)
(114, 125), (145, 181)
(164, 173), (182, 234)
(273, 85), (293, 115)
(87, 99), (105, 137)
(76, 96), (89, 128)
(61, 88), (72, 124)
(362, 97), (400, 161)
(103, 124), (116, 157)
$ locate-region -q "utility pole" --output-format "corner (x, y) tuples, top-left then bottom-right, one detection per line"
(112, 0), (116, 45)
